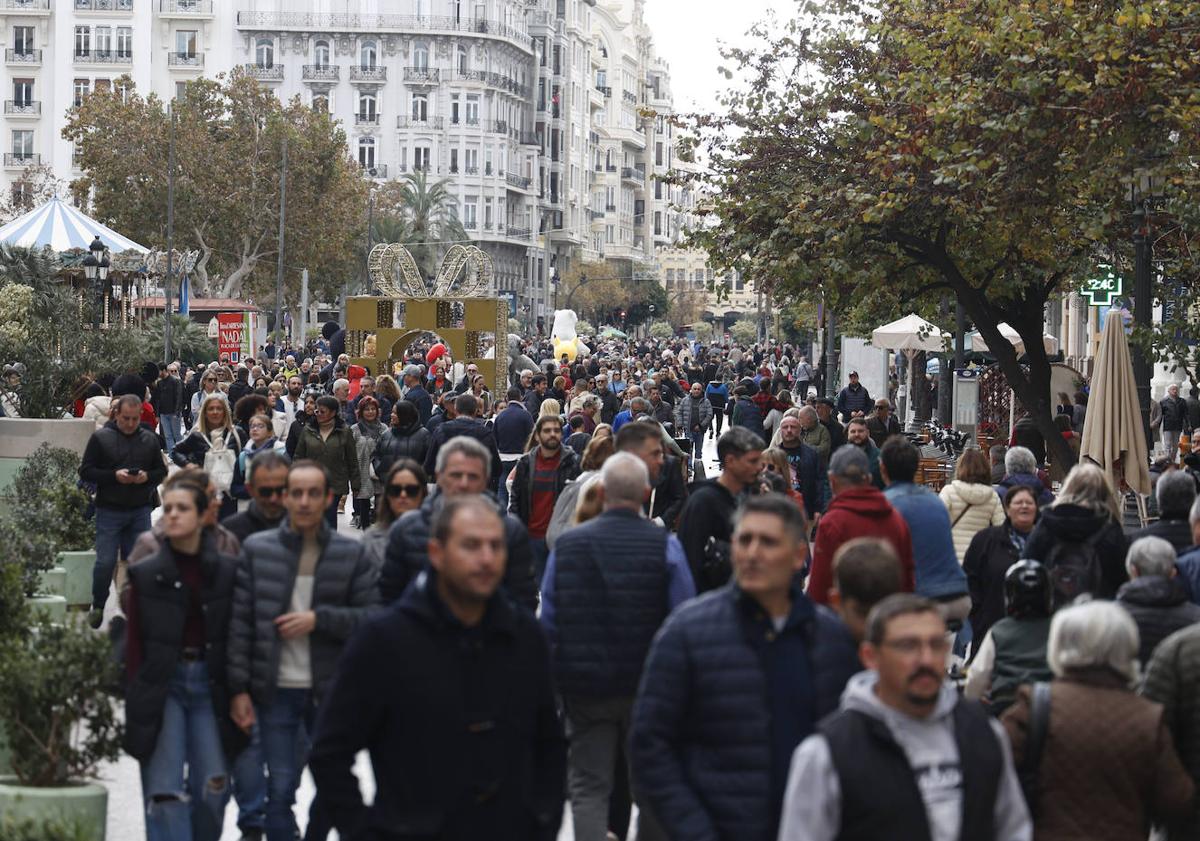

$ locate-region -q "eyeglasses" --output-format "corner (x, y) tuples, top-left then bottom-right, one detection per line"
(386, 483), (424, 499)
(881, 637), (952, 656)
(254, 485), (286, 498)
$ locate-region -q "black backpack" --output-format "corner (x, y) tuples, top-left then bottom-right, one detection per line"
(1044, 530), (1106, 607)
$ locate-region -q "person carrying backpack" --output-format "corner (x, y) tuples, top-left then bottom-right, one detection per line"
(1024, 463), (1128, 603)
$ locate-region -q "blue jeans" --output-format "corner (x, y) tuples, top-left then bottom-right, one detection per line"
(139, 662), (230, 841)
(160, 413), (182, 454)
(93, 504), (152, 609)
(259, 688), (331, 841)
(530, 537), (550, 586)
(323, 494), (342, 530)
(231, 724), (266, 833)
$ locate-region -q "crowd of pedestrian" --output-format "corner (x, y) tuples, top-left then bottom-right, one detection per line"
(53, 326), (1200, 841)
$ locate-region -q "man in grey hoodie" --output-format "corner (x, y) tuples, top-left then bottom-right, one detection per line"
(778, 593), (1032, 841)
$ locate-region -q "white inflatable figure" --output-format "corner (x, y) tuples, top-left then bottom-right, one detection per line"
(551, 309), (590, 362)
(483, 333), (539, 381)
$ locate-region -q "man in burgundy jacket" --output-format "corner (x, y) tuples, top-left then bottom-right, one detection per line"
(808, 445), (914, 604)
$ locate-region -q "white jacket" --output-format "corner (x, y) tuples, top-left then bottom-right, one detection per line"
(939, 479), (1006, 563)
(82, 394), (112, 430)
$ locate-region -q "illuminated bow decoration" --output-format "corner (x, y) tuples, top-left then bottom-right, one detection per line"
(369, 243), (494, 298)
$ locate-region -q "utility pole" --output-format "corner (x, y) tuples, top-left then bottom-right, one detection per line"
(1133, 199), (1153, 447)
(825, 305), (838, 399)
(274, 135), (288, 353)
(298, 268), (309, 351)
(164, 105), (175, 363)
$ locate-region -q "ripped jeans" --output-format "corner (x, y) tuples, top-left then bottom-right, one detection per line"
(139, 661), (230, 841)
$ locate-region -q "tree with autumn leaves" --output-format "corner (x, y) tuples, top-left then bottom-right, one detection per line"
(689, 0), (1200, 468)
(63, 71), (367, 305)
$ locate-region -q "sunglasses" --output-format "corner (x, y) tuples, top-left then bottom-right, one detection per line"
(255, 485), (286, 498)
(386, 483), (424, 499)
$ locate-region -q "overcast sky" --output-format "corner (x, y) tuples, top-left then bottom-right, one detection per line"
(639, 0), (795, 115)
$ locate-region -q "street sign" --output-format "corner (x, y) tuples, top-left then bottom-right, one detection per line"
(1082, 265), (1123, 307)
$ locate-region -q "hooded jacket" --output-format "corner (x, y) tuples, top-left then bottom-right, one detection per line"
(809, 486), (915, 604)
(778, 671), (1031, 841)
(1116, 575), (1200, 666)
(939, 479), (1007, 563)
(1024, 503), (1129, 599)
(372, 418), (432, 477)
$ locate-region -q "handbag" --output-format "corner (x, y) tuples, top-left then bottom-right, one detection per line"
(204, 433), (236, 494)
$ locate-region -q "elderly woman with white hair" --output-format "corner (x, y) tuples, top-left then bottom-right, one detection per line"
(1024, 462), (1130, 603)
(1116, 535), (1200, 666)
(1002, 600), (1194, 840)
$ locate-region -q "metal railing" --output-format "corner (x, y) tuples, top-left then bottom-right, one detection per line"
(454, 69), (528, 98)
(234, 12), (532, 51)
(0, 0), (50, 9)
(349, 66), (386, 82)
(243, 63), (283, 81)
(621, 166), (645, 183)
(403, 66), (440, 83)
(491, 120), (508, 134)
(464, 166), (479, 175)
(360, 164), (387, 178)
(623, 89), (637, 104)
(397, 116), (444, 129)
(76, 0), (133, 9)
(4, 153), (39, 167)
(5, 50), (41, 64)
(302, 64), (339, 81)
(75, 50), (133, 64)
(506, 173), (532, 189)
(167, 52), (203, 67)
(160, 0), (211, 12)
(506, 226), (531, 239)
(355, 112), (380, 126)
(4, 101), (40, 115)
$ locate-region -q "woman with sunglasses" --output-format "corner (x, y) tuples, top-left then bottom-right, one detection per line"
(230, 412), (285, 506)
(189, 371), (226, 430)
(173, 394), (246, 519)
(362, 459), (427, 571)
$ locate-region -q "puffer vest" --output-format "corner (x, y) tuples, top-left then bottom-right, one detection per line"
(988, 615), (1052, 713)
(552, 508), (668, 697)
(123, 538), (241, 762)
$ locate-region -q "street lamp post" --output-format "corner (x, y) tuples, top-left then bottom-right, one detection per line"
(1132, 179), (1154, 448)
(83, 236), (108, 330)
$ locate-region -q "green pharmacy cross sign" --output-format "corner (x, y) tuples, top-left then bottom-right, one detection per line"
(1082, 265), (1123, 307)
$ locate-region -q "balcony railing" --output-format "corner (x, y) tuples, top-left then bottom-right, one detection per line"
(5, 50), (41, 64)
(506, 173), (531, 189)
(349, 65), (386, 82)
(397, 116), (444, 129)
(464, 166), (479, 175)
(605, 204), (617, 212)
(4, 153), (39, 167)
(167, 52), (203, 67)
(0, 0), (50, 9)
(234, 12), (532, 51)
(623, 90), (637, 104)
(355, 112), (379, 126)
(605, 164), (617, 172)
(160, 0), (212, 12)
(360, 163), (387, 178)
(464, 116), (480, 126)
(621, 166), (645, 183)
(595, 85), (611, 98)
(506, 226), (531, 239)
(403, 66), (439, 84)
(75, 50), (133, 64)
(76, 0), (133, 9)
(490, 120), (508, 134)
(4, 100), (40, 115)
(302, 64), (339, 81)
(243, 63), (283, 81)
(518, 132), (539, 146)
(454, 69), (529, 98)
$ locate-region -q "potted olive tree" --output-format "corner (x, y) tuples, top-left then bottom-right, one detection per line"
(0, 612), (121, 841)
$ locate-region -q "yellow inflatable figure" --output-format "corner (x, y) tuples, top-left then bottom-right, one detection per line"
(551, 309), (589, 362)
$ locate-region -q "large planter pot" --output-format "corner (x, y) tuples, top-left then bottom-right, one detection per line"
(0, 777), (107, 841)
(37, 567), (66, 599)
(25, 595), (67, 625)
(56, 550), (95, 608)
(0, 418), (95, 519)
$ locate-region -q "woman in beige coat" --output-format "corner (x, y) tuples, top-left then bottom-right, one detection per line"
(940, 448), (1005, 563)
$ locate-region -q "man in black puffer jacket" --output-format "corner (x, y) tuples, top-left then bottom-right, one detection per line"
(1117, 536), (1200, 666)
(423, 393), (503, 494)
(226, 460), (379, 841)
(381, 436), (537, 611)
(631, 494), (858, 841)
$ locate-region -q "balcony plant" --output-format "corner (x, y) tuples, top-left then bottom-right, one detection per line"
(0, 612), (121, 841)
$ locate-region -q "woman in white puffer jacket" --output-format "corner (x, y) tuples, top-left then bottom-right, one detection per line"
(940, 448), (1006, 563)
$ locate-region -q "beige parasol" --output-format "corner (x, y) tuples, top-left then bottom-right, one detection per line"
(1080, 310), (1150, 496)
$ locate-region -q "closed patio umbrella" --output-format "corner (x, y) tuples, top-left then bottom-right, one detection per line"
(872, 313), (948, 429)
(1080, 310), (1150, 497)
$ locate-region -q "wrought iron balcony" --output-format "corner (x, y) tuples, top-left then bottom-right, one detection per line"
(0, 0), (50, 10)
(396, 116), (444, 129)
(75, 50), (133, 64)
(349, 65), (386, 82)
(233, 11), (532, 52)
(5, 50), (41, 65)
(4, 153), (40, 167)
(243, 63), (283, 81)
(76, 0), (133, 9)
(355, 112), (380, 126)
(403, 67), (439, 84)
(360, 164), (387, 178)
(302, 64), (339, 81)
(621, 166), (645, 183)
(4, 100), (40, 115)
(506, 173), (532, 189)
(167, 52), (203, 67)
(506, 226), (531, 239)
(159, 0), (211, 12)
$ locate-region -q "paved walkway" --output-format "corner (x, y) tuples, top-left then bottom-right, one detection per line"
(100, 430), (723, 839)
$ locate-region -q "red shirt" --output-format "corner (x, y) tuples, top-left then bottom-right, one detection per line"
(527, 451), (561, 539)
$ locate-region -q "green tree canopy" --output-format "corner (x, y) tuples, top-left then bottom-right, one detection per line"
(368, 171), (470, 282)
(689, 0), (1200, 466)
(63, 71), (368, 304)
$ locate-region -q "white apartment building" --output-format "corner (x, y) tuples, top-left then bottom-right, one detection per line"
(0, 0), (689, 321)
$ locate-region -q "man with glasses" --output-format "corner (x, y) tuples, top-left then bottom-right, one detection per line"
(632, 495), (859, 841)
(228, 460), (379, 841)
(223, 451), (290, 543)
(455, 363), (480, 394)
(778, 594), (1030, 841)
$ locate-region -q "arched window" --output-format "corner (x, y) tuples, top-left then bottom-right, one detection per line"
(255, 38), (274, 68)
(457, 45), (468, 75)
(413, 42), (429, 71)
(358, 137), (376, 169)
(314, 40), (330, 68)
(360, 40), (377, 70)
